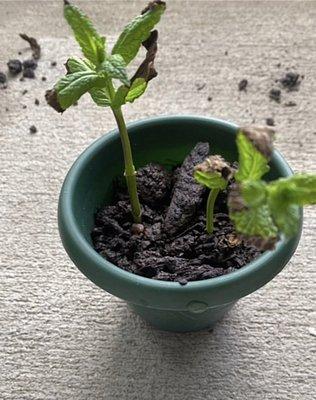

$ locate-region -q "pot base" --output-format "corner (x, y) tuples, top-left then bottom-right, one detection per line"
(129, 301), (236, 332)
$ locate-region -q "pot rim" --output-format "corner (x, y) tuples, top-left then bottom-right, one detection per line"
(58, 115), (302, 306)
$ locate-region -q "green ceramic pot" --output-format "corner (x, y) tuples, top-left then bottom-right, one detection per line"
(58, 115), (302, 332)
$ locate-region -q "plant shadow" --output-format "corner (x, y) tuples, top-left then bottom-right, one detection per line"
(84, 301), (246, 400)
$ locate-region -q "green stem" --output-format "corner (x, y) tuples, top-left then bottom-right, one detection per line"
(206, 188), (220, 234)
(112, 106), (142, 223)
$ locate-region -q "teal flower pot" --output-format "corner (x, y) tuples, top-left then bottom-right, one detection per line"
(58, 116), (302, 332)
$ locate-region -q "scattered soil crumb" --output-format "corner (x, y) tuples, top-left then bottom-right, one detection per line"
(196, 83), (206, 91)
(0, 72), (7, 84)
(22, 89), (28, 95)
(224, 51), (228, 56)
(269, 88), (281, 103)
(22, 105), (27, 109)
(279, 72), (302, 91)
(51, 61), (57, 67)
(284, 101), (297, 107)
(7, 59), (22, 75)
(238, 79), (248, 92)
(19, 33), (41, 59)
(276, 63), (281, 68)
(266, 118), (275, 126)
(29, 125), (37, 134)
(41, 76), (47, 81)
(35, 99), (39, 105)
(23, 59), (37, 70)
(23, 68), (35, 79)
(207, 96), (212, 101)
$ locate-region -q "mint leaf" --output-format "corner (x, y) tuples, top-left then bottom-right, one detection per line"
(268, 174), (316, 206)
(113, 78), (148, 108)
(241, 181), (268, 207)
(89, 88), (111, 107)
(66, 57), (110, 107)
(229, 205), (278, 239)
(265, 174), (316, 237)
(55, 71), (105, 110)
(235, 127), (274, 182)
(64, 1), (106, 66)
(228, 183), (278, 248)
(194, 170), (227, 190)
(98, 55), (129, 86)
(126, 78), (147, 102)
(270, 201), (300, 237)
(111, 0), (166, 65)
(66, 56), (95, 73)
(194, 155), (234, 190)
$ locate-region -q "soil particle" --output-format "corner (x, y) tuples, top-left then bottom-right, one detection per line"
(131, 223), (145, 235)
(51, 61), (57, 67)
(137, 163), (172, 207)
(41, 76), (47, 81)
(23, 68), (35, 79)
(163, 143), (210, 237)
(22, 89), (28, 95)
(22, 105), (27, 109)
(7, 59), (22, 75)
(279, 72), (301, 91)
(224, 50), (228, 56)
(238, 79), (248, 92)
(284, 101), (297, 107)
(266, 117), (275, 126)
(29, 125), (37, 134)
(22, 59), (37, 70)
(19, 33), (41, 59)
(207, 96), (212, 101)
(269, 88), (281, 103)
(196, 83), (206, 91)
(35, 98), (39, 105)
(0, 72), (7, 84)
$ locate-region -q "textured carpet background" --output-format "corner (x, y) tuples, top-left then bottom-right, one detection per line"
(1, 1), (315, 399)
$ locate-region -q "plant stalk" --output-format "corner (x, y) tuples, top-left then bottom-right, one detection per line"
(112, 107), (142, 223)
(206, 188), (220, 234)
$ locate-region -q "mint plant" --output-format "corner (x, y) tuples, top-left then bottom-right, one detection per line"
(195, 126), (316, 249)
(228, 127), (316, 249)
(46, 0), (166, 223)
(194, 156), (233, 234)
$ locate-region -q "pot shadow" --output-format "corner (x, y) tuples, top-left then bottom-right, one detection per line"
(83, 301), (248, 400)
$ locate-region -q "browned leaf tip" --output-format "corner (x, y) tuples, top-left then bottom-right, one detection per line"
(240, 126), (275, 159)
(239, 235), (278, 251)
(65, 59), (72, 74)
(131, 30), (158, 83)
(141, 0), (166, 15)
(195, 155), (235, 181)
(227, 183), (246, 212)
(19, 33), (41, 60)
(45, 89), (64, 113)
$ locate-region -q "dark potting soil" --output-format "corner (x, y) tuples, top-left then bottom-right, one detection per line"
(92, 144), (261, 285)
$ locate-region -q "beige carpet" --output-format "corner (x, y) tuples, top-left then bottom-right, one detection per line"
(1, 1), (315, 399)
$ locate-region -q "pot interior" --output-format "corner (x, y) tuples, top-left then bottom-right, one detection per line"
(67, 116), (291, 247)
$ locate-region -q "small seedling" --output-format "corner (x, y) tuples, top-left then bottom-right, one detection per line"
(45, 0), (166, 223)
(194, 156), (233, 234)
(195, 127), (316, 249)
